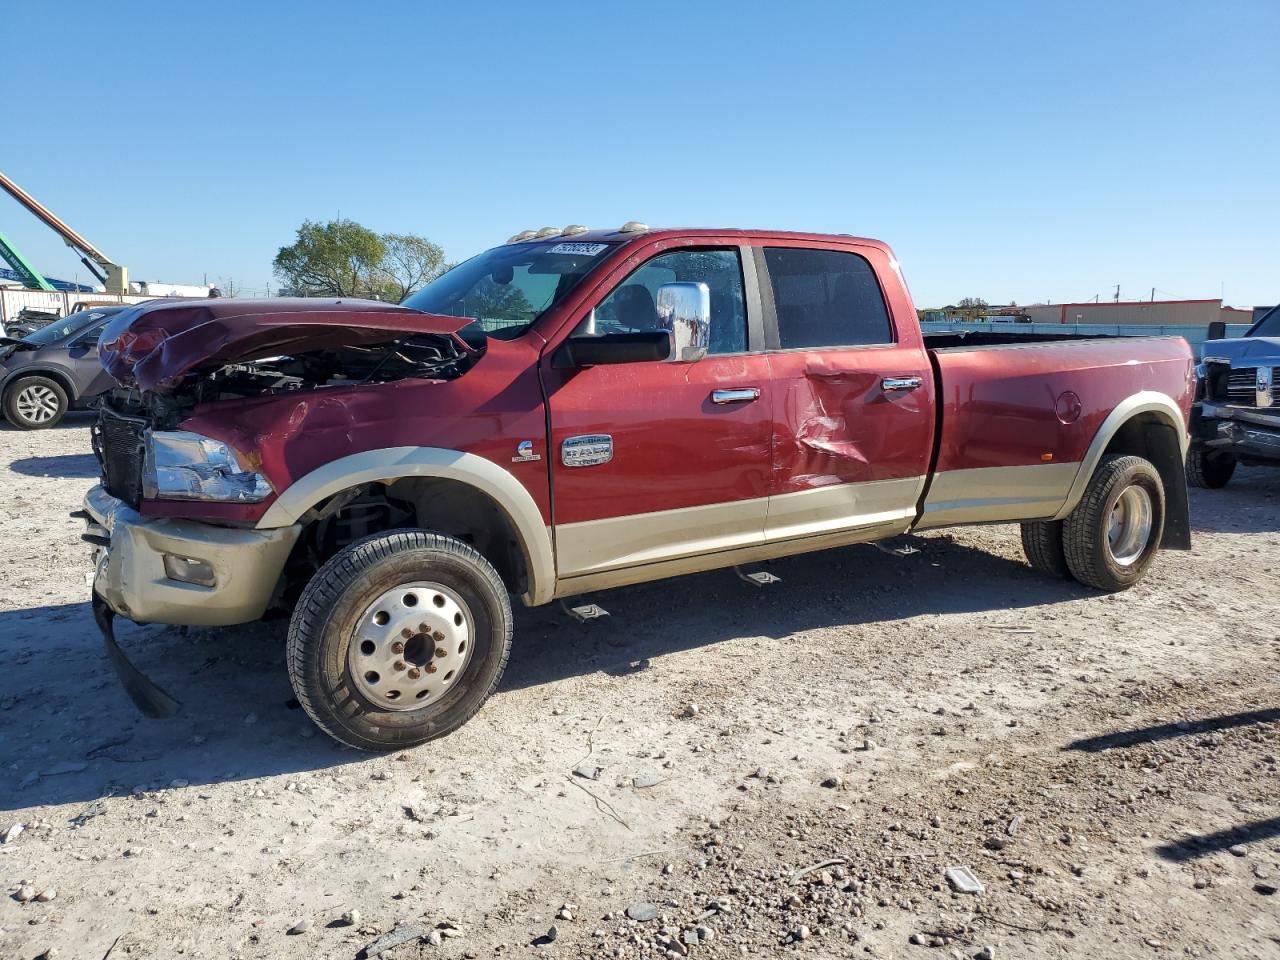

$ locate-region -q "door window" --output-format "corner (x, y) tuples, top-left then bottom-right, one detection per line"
(764, 247), (893, 349)
(582, 249), (747, 355)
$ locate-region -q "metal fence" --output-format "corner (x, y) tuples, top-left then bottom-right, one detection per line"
(0, 288), (157, 327)
(920, 321), (1254, 359)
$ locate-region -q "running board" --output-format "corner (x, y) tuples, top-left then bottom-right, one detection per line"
(735, 567), (781, 587)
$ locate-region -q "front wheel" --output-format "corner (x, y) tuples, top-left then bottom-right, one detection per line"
(4, 376), (68, 429)
(287, 530), (512, 751)
(1186, 446), (1235, 489)
(1063, 454), (1165, 592)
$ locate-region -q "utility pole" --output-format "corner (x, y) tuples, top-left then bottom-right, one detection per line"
(1114, 284), (1120, 303)
(1151, 287), (1155, 302)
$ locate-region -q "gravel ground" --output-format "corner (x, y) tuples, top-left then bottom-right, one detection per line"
(0, 418), (1277, 960)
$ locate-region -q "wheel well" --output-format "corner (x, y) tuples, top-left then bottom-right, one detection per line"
(4, 369), (76, 402)
(285, 478), (531, 600)
(1100, 413), (1191, 549)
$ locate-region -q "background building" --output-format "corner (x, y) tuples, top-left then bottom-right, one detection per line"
(1023, 299), (1250, 327)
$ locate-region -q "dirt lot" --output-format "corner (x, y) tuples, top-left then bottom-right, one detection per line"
(1, 417), (1277, 960)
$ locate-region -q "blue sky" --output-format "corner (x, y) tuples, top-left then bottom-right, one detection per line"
(4, 0), (1278, 307)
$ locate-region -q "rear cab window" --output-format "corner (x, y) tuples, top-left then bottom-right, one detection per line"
(762, 247), (893, 349)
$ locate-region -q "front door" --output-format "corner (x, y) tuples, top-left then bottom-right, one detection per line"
(544, 245), (774, 582)
(754, 242), (935, 541)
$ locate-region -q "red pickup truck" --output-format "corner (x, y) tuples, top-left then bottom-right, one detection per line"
(85, 226), (1194, 750)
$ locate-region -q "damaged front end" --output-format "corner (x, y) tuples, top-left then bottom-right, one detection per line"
(85, 298), (482, 716)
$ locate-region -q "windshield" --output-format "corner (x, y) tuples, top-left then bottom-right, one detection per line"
(15, 309), (117, 345)
(401, 240), (620, 341)
(1247, 303), (1279, 338)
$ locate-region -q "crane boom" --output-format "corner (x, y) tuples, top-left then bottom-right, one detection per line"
(0, 229), (57, 291)
(0, 168), (129, 294)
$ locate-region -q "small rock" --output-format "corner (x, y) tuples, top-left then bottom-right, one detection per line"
(341, 909), (361, 926)
(626, 902), (659, 922)
(16, 885), (36, 902)
(633, 773), (662, 789)
(1, 823), (23, 844)
(557, 908), (573, 921)
(821, 776), (843, 789)
(1229, 844), (1248, 857)
(910, 933), (927, 945)
(857, 738), (875, 751)
(35, 889), (56, 903)
(696, 926), (714, 942)
(36, 950), (58, 960)
(427, 930), (443, 946)
(975, 947), (995, 960)
(680, 703), (700, 719)
(1254, 882), (1278, 896)
(794, 925), (811, 941)
(288, 918), (312, 935)
(123, 846), (143, 857)
(572, 765), (602, 781)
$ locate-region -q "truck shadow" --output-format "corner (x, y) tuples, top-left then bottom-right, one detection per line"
(500, 532), (1092, 692)
(0, 534), (1089, 813)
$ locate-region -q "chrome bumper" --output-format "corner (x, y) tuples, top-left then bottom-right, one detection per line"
(83, 485), (301, 625)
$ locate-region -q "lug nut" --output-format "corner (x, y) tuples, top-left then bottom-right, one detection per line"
(435, 647), (447, 658)
(390, 641), (405, 654)
(432, 631), (445, 642)
(426, 663), (438, 674)
(401, 628), (413, 639)
(407, 668), (421, 680)
(393, 660), (406, 672)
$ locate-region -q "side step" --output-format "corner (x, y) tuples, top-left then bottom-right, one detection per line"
(560, 600), (610, 623)
(735, 567), (781, 587)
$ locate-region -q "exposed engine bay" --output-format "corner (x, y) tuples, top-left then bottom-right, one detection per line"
(101, 333), (478, 429)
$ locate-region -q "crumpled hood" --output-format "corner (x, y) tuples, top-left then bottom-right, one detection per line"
(1202, 336), (1280, 367)
(100, 297), (471, 391)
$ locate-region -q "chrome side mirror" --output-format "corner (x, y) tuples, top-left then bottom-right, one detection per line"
(656, 282), (710, 363)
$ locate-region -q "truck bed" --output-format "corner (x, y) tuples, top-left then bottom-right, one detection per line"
(916, 334), (1194, 531)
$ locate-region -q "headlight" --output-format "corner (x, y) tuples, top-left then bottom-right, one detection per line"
(143, 430), (272, 503)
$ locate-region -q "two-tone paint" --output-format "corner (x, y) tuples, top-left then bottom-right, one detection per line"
(106, 228), (1195, 610)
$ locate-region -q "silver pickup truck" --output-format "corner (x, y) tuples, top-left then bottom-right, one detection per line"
(1188, 305), (1280, 487)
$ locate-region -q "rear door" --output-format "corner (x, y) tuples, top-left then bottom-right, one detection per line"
(66, 319), (116, 398)
(543, 242), (774, 582)
(755, 241), (935, 541)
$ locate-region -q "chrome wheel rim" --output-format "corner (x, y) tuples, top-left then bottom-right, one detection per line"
(16, 385), (60, 423)
(347, 581), (474, 711)
(1107, 485), (1153, 567)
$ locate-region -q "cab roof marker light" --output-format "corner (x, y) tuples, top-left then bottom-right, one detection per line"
(535, 226), (561, 238)
(561, 224), (589, 236)
(619, 220), (649, 233)
(511, 230), (538, 242)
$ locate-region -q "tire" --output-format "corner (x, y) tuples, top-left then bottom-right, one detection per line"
(1186, 446), (1235, 489)
(1063, 454), (1165, 592)
(4, 376), (68, 429)
(1020, 520), (1072, 580)
(287, 530), (512, 751)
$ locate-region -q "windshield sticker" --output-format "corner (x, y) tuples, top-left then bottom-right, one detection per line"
(547, 242), (609, 257)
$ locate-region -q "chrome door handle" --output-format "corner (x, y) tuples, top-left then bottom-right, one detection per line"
(881, 376), (923, 392)
(711, 387), (761, 404)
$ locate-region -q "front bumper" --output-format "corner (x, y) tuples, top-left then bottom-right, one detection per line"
(84, 484), (301, 625)
(1195, 402), (1280, 461)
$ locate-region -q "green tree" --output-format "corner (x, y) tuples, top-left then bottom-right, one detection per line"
(273, 219), (387, 297)
(376, 233), (446, 302)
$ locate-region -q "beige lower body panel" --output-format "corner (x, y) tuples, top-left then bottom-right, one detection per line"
(554, 516), (909, 598)
(914, 462), (1078, 530)
(553, 477), (922, 598)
